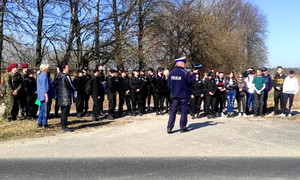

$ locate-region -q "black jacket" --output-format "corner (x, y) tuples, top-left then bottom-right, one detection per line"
(129, 75), (144, 94)
(153, 74), (168, 94)
(147, 74), (155, 92)
(92, 75), (104, 97)
(98, 70), (106, 82)
(118, 76), (130, 96)
(57, 73), (75, 106)
(191, 79), (204, 96)
(225, 78), (238, 90)
(204, 78), (217, 95)
(73, 76), (86, 95)
(24, 76), (36, 95)
(106, 75), (118, 94)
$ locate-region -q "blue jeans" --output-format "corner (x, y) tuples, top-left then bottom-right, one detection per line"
(38, 100), (51, 126)
(247, 93), (255, 114)
(226, 90), (236, 113)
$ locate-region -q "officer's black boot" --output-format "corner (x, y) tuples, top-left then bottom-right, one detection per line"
(138, 110), (142, 116)
(156, 110), (159, 116)
(160, 110), (163, 115)
(7, 117), (12, 122)
(92, 115), (99, 121)
(20, 113), (26, 120)
(197, 113), (201, 118)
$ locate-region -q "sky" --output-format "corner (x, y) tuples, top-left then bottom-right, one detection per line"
(252, 0), (300, 68)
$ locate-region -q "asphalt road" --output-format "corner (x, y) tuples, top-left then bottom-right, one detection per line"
(0, 157), (299, 180)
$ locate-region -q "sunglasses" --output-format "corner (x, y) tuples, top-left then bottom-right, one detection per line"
(238, 77), (243, 78)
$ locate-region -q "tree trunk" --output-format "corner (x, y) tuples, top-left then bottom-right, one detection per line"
(0, 0), (7, 80)
(35, 0), (45, 68)
(138, 0), (144, 69)
(113, 0), (122, 68)
(94, 0), (100, 63)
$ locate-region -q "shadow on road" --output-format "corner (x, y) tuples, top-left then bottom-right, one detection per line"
(188, 121), (222, 131)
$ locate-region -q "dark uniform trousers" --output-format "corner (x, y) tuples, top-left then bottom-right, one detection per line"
(274, 90), (284, 113)
(107, 92), (116, 116)
(141, 91), (148, 112)
(83, 94), (90, 113)
(60, 106), (70, 128)
(147, 89), (154, 108)
(155, 93), (165, 112)
(168, 97), (189, 130)
(19, 91), (27, 117)
(215, 91), (226, 113)
(165, 93), (171, 112)
(76, 94), (84, 115)
(131, 92), (142, 113)
(26, 94), (38, 118)
(92, 95), (101, 117)
(205, 94), (216, 116)
(119, 94), (132, 114)
(99, 94), (105, 113)
(190, 96), (202, 115)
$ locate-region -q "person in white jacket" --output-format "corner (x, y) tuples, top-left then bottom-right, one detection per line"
(282, 70), (299, 117)
(245, 70), (256, 115)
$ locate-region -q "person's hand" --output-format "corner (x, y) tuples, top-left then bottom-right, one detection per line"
(276, 87), (281, 91)
(13, 90), (18, 95)
(209, 92), (213, 96)
(193, 69), (199, 74)
(136, 89), (140, 92)
(0, 94), (3, 97)
(201, 94), (204, 97)
(34, 91), (37, 94)
(239, 88), (242, 92)
(191, 95), (194, 98)
(45, 97), (49, 103)
(257, 91), (261, 95)
(126, 90), (130, 95)
(98, 96), (100, 99)
(218, 87), (222, 90)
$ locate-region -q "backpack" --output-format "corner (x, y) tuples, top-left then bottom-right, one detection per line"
(85, 79), (93, 95)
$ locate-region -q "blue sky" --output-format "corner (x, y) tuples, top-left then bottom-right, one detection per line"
(252, 0), (300, 68)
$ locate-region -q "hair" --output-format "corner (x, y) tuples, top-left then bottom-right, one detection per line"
(40, 64), (50, 72)
(164, 69), (169, 78)
(60, 64), (68, 72)
(257, 68), (262, 72)
(250, 70), (256, 74)
(290, 70), (295, 74)
(228, 71), (235, 79)
(277, 66), (283, 70)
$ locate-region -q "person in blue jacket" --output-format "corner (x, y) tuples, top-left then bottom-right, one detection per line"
(262, 67), (272, 115)
(167, 57), (198, 134)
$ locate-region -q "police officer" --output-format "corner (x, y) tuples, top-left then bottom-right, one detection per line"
(153, 67), (167, 115)
(106, 69), (118, 120)
(97, 63), (106, 115)
(91, 69), (104, 121)
(4, 63), (23, 121)
(118, 68), (132, 117)
(19, 63), (28, 119)
(146, 68), (155, 111)
(73, 70), (86, 118)
(129, 69), (144, 116)
(23, 69), (38, 120)
(167, 57), (197, 134)
(82, 67), (92, 116)
(140, 69), (148, 112)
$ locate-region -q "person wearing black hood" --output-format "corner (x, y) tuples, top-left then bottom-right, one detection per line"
(130, 69), (144, 116)
(106, 69), (119, 120)
(204, 72), (217, 119)
(73, 70), (86, 118)
(190, 72), (204, 119)
(82, 67), (92, 116)
(57, 64), (76, 132)
(23, 69), (38, 120)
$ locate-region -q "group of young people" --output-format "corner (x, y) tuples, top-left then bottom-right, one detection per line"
(1, 62), (298, 132)
(193, 66), (298, 119)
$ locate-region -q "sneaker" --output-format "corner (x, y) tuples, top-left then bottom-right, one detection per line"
(191, 114), (195, 119)
(279, 113), (286, 117)
(243, 113), (248, 118)
(215, 112), (219, 117)
(288, 114), (292, 117)
(107, 115), (114, 120)
(61, 127), (74, 132)
(238, 113), (242, 117)
(221, 113), (225, 117)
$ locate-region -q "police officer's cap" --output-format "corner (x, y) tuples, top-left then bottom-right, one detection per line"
(175, 56), (186, 63)
(110, 69), (118, 73)
(120, 68), (128, 73)
(83, 67), (88, 71)
(261, 67), (268, 72)
(133, 68), (139, 72)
